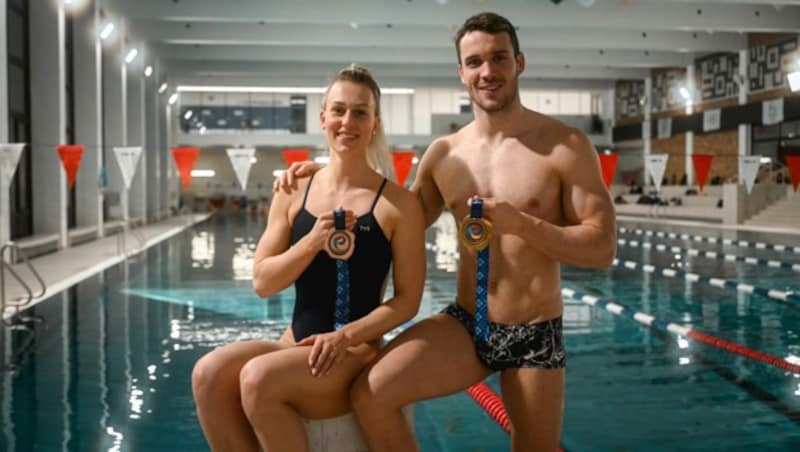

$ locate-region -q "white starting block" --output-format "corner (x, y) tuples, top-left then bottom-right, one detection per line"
(305, 405), (414, 452)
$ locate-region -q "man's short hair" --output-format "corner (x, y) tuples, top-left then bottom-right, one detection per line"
(454, 12), (520, 64)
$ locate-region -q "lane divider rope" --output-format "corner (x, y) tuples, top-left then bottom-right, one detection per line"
(611, 258), (800, 306)
(616, 238), (800, 272)
(562, 287), (800, 375)
(618, 226), (800, 254)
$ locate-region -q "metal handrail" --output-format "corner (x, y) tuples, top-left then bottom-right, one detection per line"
(0, 243), (47, 324)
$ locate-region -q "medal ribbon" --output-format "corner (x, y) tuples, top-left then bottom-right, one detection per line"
(471, 200), (490, 342)
(333, 209), (350, 330)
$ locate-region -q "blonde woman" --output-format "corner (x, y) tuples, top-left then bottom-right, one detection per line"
(191, 65), (425, 452)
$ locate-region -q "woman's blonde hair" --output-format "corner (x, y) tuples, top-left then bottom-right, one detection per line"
(322, 64), (395, 181)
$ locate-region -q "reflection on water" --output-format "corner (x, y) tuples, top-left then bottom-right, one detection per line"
(191, 231), (214, 269)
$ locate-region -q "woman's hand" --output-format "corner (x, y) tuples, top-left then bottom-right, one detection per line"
(305, 210), (357, 252)
(296, 330), (352, 377)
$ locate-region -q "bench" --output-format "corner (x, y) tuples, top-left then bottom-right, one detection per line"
(103, 220), (125, 236)
(68, 225), (98, 246)
(305, 405), (414, 452)
(10, 233), (60, 261)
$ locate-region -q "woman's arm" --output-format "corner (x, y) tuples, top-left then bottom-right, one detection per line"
(252, 189), (356, 298)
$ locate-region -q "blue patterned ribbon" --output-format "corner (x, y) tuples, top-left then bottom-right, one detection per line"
(471, 200), (490, 342)
(333, 209), (350, 330)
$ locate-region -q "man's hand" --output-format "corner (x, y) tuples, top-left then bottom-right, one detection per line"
(470, 196), (526, 236)
(273, 161), (321, 194)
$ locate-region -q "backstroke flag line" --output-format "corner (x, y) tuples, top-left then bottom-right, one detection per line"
(598, 153), (619, 189)
(646, 154), (669, 193)
(691, 154), (714, 193)
(56, 144), (85, 189)
(739, 155), (761, 195)
(113, 146), (143, 190)
(171, 147), (200, 191)
(227, 147), (256, 191)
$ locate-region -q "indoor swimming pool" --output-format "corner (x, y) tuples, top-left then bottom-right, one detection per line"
(1, 215), (799, 451)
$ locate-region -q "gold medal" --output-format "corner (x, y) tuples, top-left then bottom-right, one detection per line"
(459, 216), (492, 251)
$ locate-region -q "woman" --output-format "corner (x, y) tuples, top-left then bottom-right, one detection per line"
(191, 65), (425, 452)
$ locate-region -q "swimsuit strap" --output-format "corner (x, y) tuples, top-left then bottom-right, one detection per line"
(300, 172), (317, 209)
(368, 178), (388, 213)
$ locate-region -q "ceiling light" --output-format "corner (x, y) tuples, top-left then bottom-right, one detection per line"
(145, 66), (153, 77)
(679, 87), (690, 100)
(99, 22), (115, 40)
(191, 170), (215, 178)
(158, 83), (168, 93)
(124, 48), (138, 64)
(184, 110), (193, 120)
(314, 156), (330, 164)
(168, 93), (178, 105)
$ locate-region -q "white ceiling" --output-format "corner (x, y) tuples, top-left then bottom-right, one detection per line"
(103, 0), (800, 89)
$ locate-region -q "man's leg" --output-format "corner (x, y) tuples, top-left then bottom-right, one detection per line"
(501, 367), (565, 452)
(191, 340), (288, 452)
(350, 314), (492, 452)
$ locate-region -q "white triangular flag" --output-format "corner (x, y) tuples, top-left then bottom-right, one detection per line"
(113, 146), (143, 190)
(762, 98), (784, 126)
(646, 154), (669, 193)
(739, 155), (761, 195)
(226, 147), (256, 191)
(0, 143), (26, 189)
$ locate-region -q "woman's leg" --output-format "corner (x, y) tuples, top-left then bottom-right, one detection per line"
(240, 343), (376, 452)
(191, 340), (289, 452)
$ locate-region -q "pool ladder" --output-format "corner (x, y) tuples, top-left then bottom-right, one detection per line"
(0, 242), (46, 327)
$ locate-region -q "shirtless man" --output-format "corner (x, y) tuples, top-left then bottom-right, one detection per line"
(276, 12), (616, 451)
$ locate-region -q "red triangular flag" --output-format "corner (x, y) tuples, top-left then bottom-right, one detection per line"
(281, 148), (309, 168)
(171, 147), (200, 191)
(392, 151), (416, 187)
(691, 154), (714, 193)
(786, 155), (800, 192)
(598, 153), (619, 189)
(56, 144), (85, 189)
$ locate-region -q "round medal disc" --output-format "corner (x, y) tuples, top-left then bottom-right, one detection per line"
(459, 216), (493, 251)
(326, 230), (355, 260)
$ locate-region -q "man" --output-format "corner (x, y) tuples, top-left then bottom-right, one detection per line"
(277, 12), (616, 451)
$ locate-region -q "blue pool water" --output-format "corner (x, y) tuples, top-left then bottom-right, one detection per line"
(1, 215), (799, 451)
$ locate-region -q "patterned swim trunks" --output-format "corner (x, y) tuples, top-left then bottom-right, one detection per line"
(441, 303), (566, 372)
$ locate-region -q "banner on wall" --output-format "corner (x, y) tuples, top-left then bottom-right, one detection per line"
(739, 155), (761, 195)
(56, 144), (85, 189)
(598, 153), (619, 189)
(787, 155), (800, 192)
(171, 147), (200, 191)
(703, 109), (721, 132)
(657, 117), (672, 139)
(113, 146), (143, 190)
(226, 147), (256, 191)
(645, 154), (669, 192)
(281, 148), (309, 168)
(762, 98), (784, 126)
(0, 143), (26, 185)
(691, 154), (714, 193)
(392, 151), (415, 187)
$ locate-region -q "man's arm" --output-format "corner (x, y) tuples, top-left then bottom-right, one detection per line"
(411, 139), (448, 228)
(485, 130), (616, 269)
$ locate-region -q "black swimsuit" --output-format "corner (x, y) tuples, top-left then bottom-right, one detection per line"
(289, 174), (392, 341)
